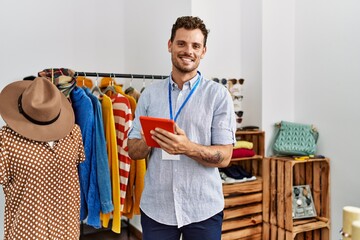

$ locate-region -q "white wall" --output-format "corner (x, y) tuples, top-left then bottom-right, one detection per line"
(262, 0), (295, 152)
(294, 0), (360, 237)
(192, 0), (262, 128)
(2, 0), (358, 239)
(263, 0), (360, 237)
(0, 0), (126, 237)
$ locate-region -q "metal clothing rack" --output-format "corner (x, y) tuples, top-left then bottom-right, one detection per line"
(75, 71), (169, 80)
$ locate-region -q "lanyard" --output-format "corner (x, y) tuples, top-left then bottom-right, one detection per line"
(168, 73), (201, 122)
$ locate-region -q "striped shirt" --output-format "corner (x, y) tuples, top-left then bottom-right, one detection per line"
(111, 93), (132, 211)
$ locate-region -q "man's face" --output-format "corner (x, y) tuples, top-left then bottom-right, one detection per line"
(168, 28), (207, 74)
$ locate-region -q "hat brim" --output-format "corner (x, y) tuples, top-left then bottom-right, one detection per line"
(0, 80), (75, 141)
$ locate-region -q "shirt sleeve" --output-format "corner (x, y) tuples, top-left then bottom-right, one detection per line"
(211, 88), (237, 145)
(0, 128), (10, 186)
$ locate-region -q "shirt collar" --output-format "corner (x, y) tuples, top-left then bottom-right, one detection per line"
(169, 71), (200, 90)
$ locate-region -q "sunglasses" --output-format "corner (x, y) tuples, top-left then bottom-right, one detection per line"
(235, 111), (243, 117)
(236, 118), (243, 123)
(233, 96), (243, 101)
(213, 78), (227, 86)
(229, 79), (244, 85)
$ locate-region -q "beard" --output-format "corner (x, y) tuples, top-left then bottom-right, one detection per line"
(171, 53), (200, 73)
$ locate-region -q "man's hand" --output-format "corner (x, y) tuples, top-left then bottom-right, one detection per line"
(150, 123), (190, 155)
(151, 124), (232, 168)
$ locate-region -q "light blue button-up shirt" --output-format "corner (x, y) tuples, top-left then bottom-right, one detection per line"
(128, 73), (236, 227)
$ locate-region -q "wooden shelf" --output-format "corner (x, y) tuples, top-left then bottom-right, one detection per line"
(230, 155), (263, 162)
(221, 131), (265, 240)
(223, 176), (263, 196)
(263, 157), (330, 239)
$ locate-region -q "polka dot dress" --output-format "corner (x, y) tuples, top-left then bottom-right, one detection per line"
(0, 125), (85, 240)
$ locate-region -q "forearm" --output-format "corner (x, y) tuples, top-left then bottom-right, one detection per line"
(184, 143), (233, 168)
(128, 138), (151, 160)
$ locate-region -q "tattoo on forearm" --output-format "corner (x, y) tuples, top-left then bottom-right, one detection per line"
(202, 151), (224, 164)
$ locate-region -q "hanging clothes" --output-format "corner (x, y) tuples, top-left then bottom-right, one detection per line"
(70, 86), (101, 228)
(84, 88), (114, 214)
(122, 97), (146, 218)
(100, 78), (145, 219)
(76, 76), (94, 89)
(100, 94), (121, 233)
(100, 77), (137, 119)
(108, 92), (132, 211)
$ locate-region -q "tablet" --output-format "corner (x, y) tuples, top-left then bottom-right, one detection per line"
(139, 116), (175, 148)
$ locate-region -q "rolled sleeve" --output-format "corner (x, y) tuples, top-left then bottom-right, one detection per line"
(211, 91), (236, 146)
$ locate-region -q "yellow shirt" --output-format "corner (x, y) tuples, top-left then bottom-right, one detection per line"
(100, 95), (121, 233)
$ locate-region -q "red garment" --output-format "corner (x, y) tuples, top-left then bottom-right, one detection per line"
(111, 93), (132, 211)
(232, 148), (256, 158)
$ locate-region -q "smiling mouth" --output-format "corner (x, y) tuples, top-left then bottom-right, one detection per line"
(180, 56), (194, 63)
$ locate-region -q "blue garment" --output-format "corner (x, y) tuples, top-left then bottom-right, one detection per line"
(84, 88), (114, 214)
(70, 86), (101, 228)
(128, 73), (236, 228)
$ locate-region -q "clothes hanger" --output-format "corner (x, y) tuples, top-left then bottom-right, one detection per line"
(140, 75), (146, 93)
(125, 75), (135, 94)
(130, 74), (133, 87)
(91, 73), (104, 96)
(102, 73), (118, 94)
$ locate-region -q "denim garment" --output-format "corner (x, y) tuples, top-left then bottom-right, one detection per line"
(70, 87), (100, 228)
(84, 88), (113, 214)
(128, 73), (236, 228)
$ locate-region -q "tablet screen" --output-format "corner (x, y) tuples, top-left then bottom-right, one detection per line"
(139, 116), (175, 148)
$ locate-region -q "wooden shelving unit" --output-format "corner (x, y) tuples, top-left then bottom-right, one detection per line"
(221, 131), (265, 240)
(263, 157), (330, 240)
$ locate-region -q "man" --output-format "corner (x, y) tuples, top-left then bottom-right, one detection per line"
(128, 16), (236, 240)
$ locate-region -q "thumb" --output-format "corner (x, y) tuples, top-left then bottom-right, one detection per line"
(174, 123), (185, 135)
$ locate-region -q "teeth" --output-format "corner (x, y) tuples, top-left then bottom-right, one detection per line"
(181, 58), (192, 62)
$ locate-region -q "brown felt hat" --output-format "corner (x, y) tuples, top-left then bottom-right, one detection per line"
(0, 77), (75, 141)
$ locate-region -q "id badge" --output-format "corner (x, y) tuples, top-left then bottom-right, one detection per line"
(162, 150), (180, 161)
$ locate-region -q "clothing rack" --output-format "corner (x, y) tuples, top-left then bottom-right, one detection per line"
(77, 70), (167, 239)
(75, 71), (169, 80)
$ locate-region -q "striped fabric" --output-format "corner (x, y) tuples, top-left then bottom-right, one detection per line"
(111, 93), (132, 211)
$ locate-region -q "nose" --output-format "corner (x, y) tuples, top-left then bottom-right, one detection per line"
(183, 44), (193, 55)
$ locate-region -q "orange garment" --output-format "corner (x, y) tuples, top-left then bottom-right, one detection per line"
(98, 77), (136, 119)
(114, 85), (136, 119)
(76, 76), (93, 89)
(122, 99), (145, 218)
(133, 159), (146, 215)
(122, 159), (145, 218)
(100, 94), (121, 233)
(100, 77), (145, 218)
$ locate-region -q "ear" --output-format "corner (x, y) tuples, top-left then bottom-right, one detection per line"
(168, 39), (172, 53)
(200, 46), (207, 59)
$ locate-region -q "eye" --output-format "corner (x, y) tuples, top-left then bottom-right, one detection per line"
(177, 41), (185, 47)
(193, 44), (201, 49)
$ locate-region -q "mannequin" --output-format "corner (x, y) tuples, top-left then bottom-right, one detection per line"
(0, 77), (85, 240)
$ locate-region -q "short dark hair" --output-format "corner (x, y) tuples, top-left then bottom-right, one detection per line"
(170, 16), (209, 47)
